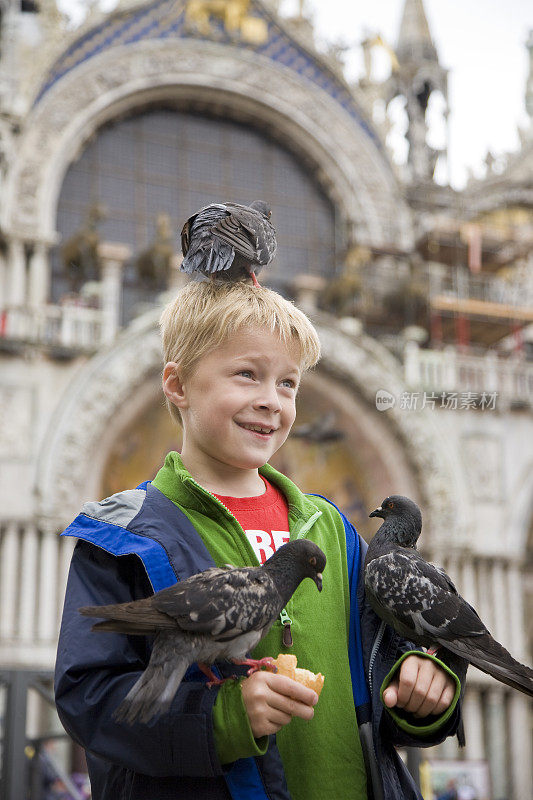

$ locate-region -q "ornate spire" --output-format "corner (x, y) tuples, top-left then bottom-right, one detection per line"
(385, 0), (448, 184)
(396, 0), (437, 64)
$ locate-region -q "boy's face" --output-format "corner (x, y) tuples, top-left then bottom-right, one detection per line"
(166, 327), (302, 479)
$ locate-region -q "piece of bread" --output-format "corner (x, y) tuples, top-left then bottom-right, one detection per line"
(273, 654), (325, 696)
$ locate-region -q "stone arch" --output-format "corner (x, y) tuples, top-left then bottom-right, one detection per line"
(4, 37), (412, 250)
(34, 309), (467, 544)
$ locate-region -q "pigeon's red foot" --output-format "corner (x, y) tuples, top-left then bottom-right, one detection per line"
(250, 270), (261, 288)
(425, 646), (440, 656)
(232, 657), (278, 676)
(197, 662), (233, 688)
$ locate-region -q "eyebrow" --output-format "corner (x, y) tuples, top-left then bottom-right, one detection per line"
(232, 354), (301, 375)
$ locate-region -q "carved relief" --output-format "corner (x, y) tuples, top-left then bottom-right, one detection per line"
(0, 386), (33, 459)
(462, 433), (503, 502)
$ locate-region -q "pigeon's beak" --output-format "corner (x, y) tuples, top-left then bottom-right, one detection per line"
(314, 573), (323, 592)
(369, 506), (384, 519)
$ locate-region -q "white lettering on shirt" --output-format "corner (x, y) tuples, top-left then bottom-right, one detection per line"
(245, 529), (290, 564)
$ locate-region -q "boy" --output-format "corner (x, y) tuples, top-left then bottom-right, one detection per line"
(55, 281), (464, 800)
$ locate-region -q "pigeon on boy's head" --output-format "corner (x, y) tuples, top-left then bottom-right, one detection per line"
(365, 495), (533, 698)
(180, 200), (277, 287)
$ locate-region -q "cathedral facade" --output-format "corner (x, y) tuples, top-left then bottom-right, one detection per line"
(0, 1), (532, 797)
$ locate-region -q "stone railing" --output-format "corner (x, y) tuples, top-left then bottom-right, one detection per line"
(0, 303), (104, 353)
(0, 242), (131, 355)
(429, 267), (533, 310)
(404, 341), (533, 404)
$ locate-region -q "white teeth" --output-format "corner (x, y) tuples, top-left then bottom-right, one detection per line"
(240, 424), (272, 434)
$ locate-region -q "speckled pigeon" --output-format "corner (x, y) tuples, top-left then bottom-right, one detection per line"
(365, 495), (533, 697)
(180, 200), (277, 286)
(79, 539), (326, 724)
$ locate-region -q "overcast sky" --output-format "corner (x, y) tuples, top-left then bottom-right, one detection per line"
(59, 0), (533, 188)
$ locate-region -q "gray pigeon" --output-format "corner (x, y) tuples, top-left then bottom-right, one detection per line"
(180, 200), (277, 286)
(79, 539), (326, 724)
(365, 495), (533, 697)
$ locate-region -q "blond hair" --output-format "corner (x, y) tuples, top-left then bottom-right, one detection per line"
(160, 281), (321, 425)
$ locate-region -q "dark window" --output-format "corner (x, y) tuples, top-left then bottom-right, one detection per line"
(52, 108), (336, 322)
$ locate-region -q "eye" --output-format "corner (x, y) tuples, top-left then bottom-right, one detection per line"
(238, 370), (254, 379)
(388, 501), (395, 509)
(280, 378), (295, 388)
(309, 556), (317, 566)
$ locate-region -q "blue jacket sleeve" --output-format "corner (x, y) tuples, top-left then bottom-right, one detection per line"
(54, 540), (225, 778)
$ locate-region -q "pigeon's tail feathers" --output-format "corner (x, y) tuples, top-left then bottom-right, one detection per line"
(456, 718), (466, 748)
(181, 238), (235, 275)
(442, 634), (533, 697)
(90, 619), (162, 635)
(113, 656), (189, 725)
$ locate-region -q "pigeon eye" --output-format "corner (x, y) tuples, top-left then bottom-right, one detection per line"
(388, 501), (395, 509)
(309, 556), (317, 566)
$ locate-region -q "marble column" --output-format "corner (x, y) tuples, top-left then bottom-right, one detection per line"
(476, 559), (494, 633)
(28, 241), (50, 306)
(485, 688), (508, 800)
(98, 242), (131, 345)
(462, 687), (484, 761)
(37, 524), (59, 643)
(0, 246), (6, 308)
(507, 562), (526, 660)
(460, 555), (477, 610)
(508, 692), (533, 800)
(491, 560), (507, 647)
(8, 238), (26, 305)
(19, 522), (39, 642)
(0, 522), (19, 640)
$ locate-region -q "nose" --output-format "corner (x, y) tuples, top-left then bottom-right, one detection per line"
(254, 381), (282, 413)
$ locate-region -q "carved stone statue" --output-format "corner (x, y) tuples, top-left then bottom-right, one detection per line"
(61, 203), (106, 293)
(135, 213), (174, 290)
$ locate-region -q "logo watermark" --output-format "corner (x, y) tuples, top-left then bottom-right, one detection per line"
(375, 389), (396, 411)
(375, 390), (498, 412)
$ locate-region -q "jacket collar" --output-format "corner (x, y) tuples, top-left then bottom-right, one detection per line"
(152, 451), (322, 531)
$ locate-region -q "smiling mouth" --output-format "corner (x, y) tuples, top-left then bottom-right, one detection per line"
(236, 422), (276, 436)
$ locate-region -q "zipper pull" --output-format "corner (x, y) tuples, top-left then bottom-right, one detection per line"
(279, 608), (293, 647)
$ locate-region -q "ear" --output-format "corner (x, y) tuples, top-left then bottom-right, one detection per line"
(162, 362), (189, 410)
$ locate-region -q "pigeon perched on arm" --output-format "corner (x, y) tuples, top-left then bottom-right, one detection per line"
(364, 495), (533, 698)
(79, 539), (325, 725)
(180, 200), (277, 287)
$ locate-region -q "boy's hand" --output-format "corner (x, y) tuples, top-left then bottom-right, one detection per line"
(382, 654), (455, 718)
(241, 670), (318, 737)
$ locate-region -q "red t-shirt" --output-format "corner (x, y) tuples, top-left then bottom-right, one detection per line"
(214, 477), (290, 564)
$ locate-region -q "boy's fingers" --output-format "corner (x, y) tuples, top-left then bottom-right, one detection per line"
(265, 674), (318, 720)
(266, 708), (293, 729)
(266, 673), (319, 706)
(410, 672), (442, 716)
(382, 681), (398, 707)
(395, 656), (423, 709)
(413, 676), (455, 718)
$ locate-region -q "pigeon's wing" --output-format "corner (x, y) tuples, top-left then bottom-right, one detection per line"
(152, 566), (280, 640)
(210, 210), (259, 261)
(222, 203), (277, 265)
